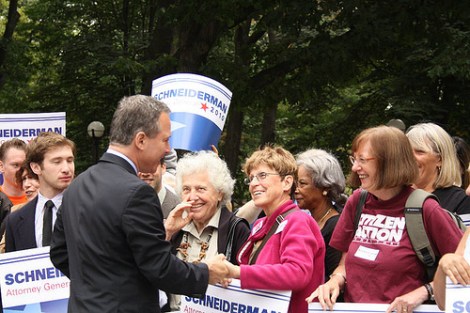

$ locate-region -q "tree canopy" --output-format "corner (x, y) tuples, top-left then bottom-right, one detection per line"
(1, 0), (469, 203)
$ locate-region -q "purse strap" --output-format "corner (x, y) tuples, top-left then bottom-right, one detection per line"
(225, 216), (248, 262)
(249, 208), (296, 265)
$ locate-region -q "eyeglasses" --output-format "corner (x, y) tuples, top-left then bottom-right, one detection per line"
(243, 172), (280, 185)
(349, 155), (375, 166)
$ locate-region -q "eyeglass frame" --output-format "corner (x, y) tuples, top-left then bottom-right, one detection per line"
(243, 172), (281, 185)
(349, 155), (375, 166)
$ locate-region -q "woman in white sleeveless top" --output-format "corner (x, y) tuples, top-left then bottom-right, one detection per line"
(434, 228), (470, 310)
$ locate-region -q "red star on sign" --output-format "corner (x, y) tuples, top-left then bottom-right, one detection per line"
(200, 103), (208, 111)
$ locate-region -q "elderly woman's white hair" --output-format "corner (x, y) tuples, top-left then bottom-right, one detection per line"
(175, 150), (235, 206)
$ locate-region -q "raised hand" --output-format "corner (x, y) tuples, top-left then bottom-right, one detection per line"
(164, 201), (194, 240)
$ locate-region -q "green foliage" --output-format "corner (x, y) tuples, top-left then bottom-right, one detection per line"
(0, 0), (469, 203)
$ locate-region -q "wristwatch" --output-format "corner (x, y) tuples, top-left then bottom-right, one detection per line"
(424, 283), (434, 301)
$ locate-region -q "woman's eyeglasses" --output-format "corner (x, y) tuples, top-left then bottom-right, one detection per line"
(243, 172), (280, 185)
(349, 156), (375, 166)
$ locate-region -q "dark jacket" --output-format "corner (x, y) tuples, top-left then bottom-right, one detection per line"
(50, 153), (209, 313)
(4, 197), (38, 252)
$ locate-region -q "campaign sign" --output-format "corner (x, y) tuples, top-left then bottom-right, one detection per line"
(460, 214), (470, 227)
(446, 281), (470, 313)
(309, 302), (440, 313)
(0, 247), (69, 312)
(180, 279), (291, 313)
(0, 112), (66, 145)
(151, 73), (232, 151)
(0, 112), (66, 185)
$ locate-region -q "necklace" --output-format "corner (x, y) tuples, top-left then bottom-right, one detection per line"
(318, 208), (332, 224)
(177, 229), (214, 263)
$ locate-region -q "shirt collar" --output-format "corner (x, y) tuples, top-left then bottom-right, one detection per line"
(37, 192), (63, 211)
(106, 148), (138, 174)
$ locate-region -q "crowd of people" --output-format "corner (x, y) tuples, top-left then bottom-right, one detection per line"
(0, 95), (469, 313)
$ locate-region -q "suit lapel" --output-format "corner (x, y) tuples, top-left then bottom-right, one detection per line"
(16, 198), (38, 248)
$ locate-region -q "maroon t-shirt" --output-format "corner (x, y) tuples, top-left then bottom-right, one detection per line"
(331, 186), (463, 303)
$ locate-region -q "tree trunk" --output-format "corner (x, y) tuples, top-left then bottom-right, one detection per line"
(140, 0), (174, 95)
(260, 104), (277, 146)
(0, 0), (20, 87)
(224, 100), (244, 176)
(223, 21), (252, 176)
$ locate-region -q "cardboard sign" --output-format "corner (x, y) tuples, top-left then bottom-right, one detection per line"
(0, 247), (69, 312)
(181, 279), (291, 313)
(152, 73), (232, 151)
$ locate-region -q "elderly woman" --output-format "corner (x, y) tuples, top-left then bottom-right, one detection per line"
(164, 150), (250, 311)
(406, 123), (470, 214)
(225, 145), (325, 313)
(295, 149), (347, 281)
(307, 126), (463, 312)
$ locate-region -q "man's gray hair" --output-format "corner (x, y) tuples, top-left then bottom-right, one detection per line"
(109, 95), (171, 145)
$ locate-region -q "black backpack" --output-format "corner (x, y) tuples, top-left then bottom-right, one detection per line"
(354, 188), (466, 282)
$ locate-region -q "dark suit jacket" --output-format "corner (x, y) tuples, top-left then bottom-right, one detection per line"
(4, 197), (38, 252)
(50, 153), (209, 313)
(171, 206), (250, 264)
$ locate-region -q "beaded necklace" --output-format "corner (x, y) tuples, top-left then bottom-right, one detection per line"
(177, 228), (214, 263)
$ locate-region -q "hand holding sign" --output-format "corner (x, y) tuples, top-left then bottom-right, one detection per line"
(439, 253), (470, 286)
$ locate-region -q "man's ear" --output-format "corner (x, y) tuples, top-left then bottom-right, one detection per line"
(30, 162), (41, 176)
(134, 132), (146, 150)
(0, 161), (4, 174)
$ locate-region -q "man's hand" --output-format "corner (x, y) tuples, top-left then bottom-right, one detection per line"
(204, 254), (231, 286)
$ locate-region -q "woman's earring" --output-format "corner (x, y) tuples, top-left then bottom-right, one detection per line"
(322, 190), (328, 196)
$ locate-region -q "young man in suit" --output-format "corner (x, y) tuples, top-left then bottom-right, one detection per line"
(4, 132), (75, 252)
(138, 157), (180, 219)
(50, 95), (230, 313)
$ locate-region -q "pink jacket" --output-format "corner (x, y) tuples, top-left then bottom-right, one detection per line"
(238, 201), (325, 313)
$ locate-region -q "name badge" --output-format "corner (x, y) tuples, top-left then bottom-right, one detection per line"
(275, 220), (288, 234)
(354, 245), (379, 261)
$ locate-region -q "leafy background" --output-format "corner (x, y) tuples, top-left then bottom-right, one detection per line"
(1, 0), (469, 204)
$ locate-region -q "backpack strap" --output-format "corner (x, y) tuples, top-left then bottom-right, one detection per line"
(353, 189), (368, 232)
(225, 216), (249, 262)
(404, 189), (438, 282)
(249, 208), (296, 265)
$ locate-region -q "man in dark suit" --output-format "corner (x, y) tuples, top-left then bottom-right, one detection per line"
(4, 132), (75, 252)
(50, 95), (230, 313)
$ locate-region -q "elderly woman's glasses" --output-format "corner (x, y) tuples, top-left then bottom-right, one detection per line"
(349, 155), (375, 166)
(243, 172), (280, 185)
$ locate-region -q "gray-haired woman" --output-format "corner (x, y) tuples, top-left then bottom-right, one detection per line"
(295, 148), (347, 281)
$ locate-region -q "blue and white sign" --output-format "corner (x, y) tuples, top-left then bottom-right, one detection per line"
(181, 279), (291, 313)
(0, 112), (66, 145)
(460, 214), (470, 227)
(0, 247), (69, 312)
(151, 73), (232, 151)
(446, 281), (470, 313)
(0, 112), (66, 184)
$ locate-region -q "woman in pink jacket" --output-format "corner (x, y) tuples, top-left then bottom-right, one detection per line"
(225, 145), (325, 313)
